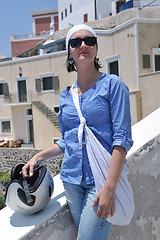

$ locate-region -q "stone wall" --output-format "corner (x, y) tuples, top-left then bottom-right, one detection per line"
(0, 148), (62, 174)
(0, 148), (62, 198)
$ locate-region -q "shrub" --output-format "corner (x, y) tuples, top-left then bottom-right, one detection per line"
(0, 172), (10, 210)
(0, 172), (10, 184)
(0, 197), (5, 210)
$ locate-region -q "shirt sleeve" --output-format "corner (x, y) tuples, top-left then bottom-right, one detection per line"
(109, 75), (133, 153)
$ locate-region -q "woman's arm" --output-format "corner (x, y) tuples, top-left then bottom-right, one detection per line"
(93, 145), (126, 218)
(22, 144), (64, 178)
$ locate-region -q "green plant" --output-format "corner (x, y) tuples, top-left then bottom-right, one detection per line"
(59, 160), (62, 168)
(0, 196), (5, 210)
(0, 172), (10, 184)
(0, 172), (10, 210)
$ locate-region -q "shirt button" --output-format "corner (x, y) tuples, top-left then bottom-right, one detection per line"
(80, 159), (82, 162)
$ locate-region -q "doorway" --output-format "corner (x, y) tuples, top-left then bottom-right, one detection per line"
(17, 79), (27, 102)
(26, 118), (33, 143)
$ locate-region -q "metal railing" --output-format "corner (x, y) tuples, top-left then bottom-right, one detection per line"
(3, 92), (37, 104)
(10, 31), (50, 40)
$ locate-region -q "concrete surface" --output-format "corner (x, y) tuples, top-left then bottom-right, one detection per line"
(0, 174), (66, 240)
(127, 107), (160, 157)
(108, 134), (160, 240)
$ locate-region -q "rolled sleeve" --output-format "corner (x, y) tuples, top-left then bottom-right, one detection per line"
(56, 138), (65, 152)
(109, 75), (133, 153)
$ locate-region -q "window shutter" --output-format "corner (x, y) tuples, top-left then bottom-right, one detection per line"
(142, 55), (150, 68)
(3, 83), (9, 96)
(53, 76), (59, 90)
(35, 78), (42, 92)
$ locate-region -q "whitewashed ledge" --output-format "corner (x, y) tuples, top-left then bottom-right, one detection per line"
(0, 174), (74, 240)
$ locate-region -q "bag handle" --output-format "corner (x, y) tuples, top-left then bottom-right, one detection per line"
(71, 83), (86, 147)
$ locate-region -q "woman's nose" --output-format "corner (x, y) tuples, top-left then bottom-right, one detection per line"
(80, 40), (87, 47)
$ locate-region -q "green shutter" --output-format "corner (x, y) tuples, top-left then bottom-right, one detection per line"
(142, 55), (150, 68)
(35, 78), (42, 92)
(53, 76), (59, 90)
(3, 83), (9, 96)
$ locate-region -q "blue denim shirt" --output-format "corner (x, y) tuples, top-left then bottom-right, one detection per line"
(56, 73), (133, 185)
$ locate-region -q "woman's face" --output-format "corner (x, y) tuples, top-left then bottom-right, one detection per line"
(69, 30), (97, 67)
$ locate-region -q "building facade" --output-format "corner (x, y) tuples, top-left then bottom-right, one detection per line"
(58, 0), (160, 30)
(0, 7), (160, 150)
(11, 9), (58, 57)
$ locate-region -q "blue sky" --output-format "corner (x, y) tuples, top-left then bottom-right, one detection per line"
(0, 0), (58, 58)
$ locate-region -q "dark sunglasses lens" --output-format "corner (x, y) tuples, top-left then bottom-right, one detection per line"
(84, 37), (97, 46)
(70, 38), (82, 48)
(70, 37), (97, 48)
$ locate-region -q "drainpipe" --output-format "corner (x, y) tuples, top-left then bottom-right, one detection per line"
(94, 0), (97, 20)
(134, 16), (140, 91)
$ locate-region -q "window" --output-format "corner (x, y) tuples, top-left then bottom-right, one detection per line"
(35, 75), (59, 92)
(152, 48), (160, 72)
(106, 56), (120, 76)
(42, 76), (53, 90)
(142, 54), (150, 68)
(70, 4), (72, 13)
(0, 120), (11, 134)
(17, 79), (27, 102)
(26, 108), (32, 117)
(61, 12), (63, 20)
(65, 8), (67, 17)
(52, 137), (60, 145)
(53, 106), (59, 114)
(0, 83), (3, 95)
(155, 55), (160, 71)
(109, 61), (119, 76)
(84, 14), (88, 23)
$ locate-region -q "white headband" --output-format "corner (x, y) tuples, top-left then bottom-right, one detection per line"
(66, 24), (97, 52)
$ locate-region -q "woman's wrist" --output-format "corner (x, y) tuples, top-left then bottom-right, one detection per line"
(104, 179), (117, 192)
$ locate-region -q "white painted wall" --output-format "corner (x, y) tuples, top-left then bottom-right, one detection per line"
(58, 0), (160, 30)
(96, 0), (112, 19)
(133, 0), (160, 8)
(58, 0), (95, 29)
(58, 0), (114, 30)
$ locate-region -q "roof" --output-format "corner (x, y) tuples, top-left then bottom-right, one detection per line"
(31, 9), (58, 16)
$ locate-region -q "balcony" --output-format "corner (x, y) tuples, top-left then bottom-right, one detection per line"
(10, 32), (50, 41)
(3, 92), (36, 106)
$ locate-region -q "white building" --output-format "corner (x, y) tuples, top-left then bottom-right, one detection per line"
(133, 0), (160, 8)
(58, 0), (160, 30)
(58, 0), (113, 30)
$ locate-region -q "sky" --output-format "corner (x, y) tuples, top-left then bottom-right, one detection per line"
(0, 0), (58, 58)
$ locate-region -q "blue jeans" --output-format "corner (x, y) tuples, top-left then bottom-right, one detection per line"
(63, 179), (111, 240)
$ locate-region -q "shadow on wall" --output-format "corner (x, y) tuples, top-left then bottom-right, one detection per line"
(10, 192), (64, 227)
(108, 134), (160, 240)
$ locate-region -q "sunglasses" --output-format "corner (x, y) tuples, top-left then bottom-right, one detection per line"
(69, 37), (97, 48)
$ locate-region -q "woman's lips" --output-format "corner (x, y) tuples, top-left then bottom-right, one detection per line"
(80, 51), (89, 55)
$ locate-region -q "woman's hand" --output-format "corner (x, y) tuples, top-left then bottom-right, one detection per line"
(22, 156), (40, 178)
(93, 185), (116, 219)
(22, 144), (64, 178)
(93, 146), (126, 219)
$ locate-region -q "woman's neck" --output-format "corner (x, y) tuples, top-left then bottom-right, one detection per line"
(76, 67), (102, 95)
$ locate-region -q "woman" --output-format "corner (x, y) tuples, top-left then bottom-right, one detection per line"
(23, 24), (133, 240)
